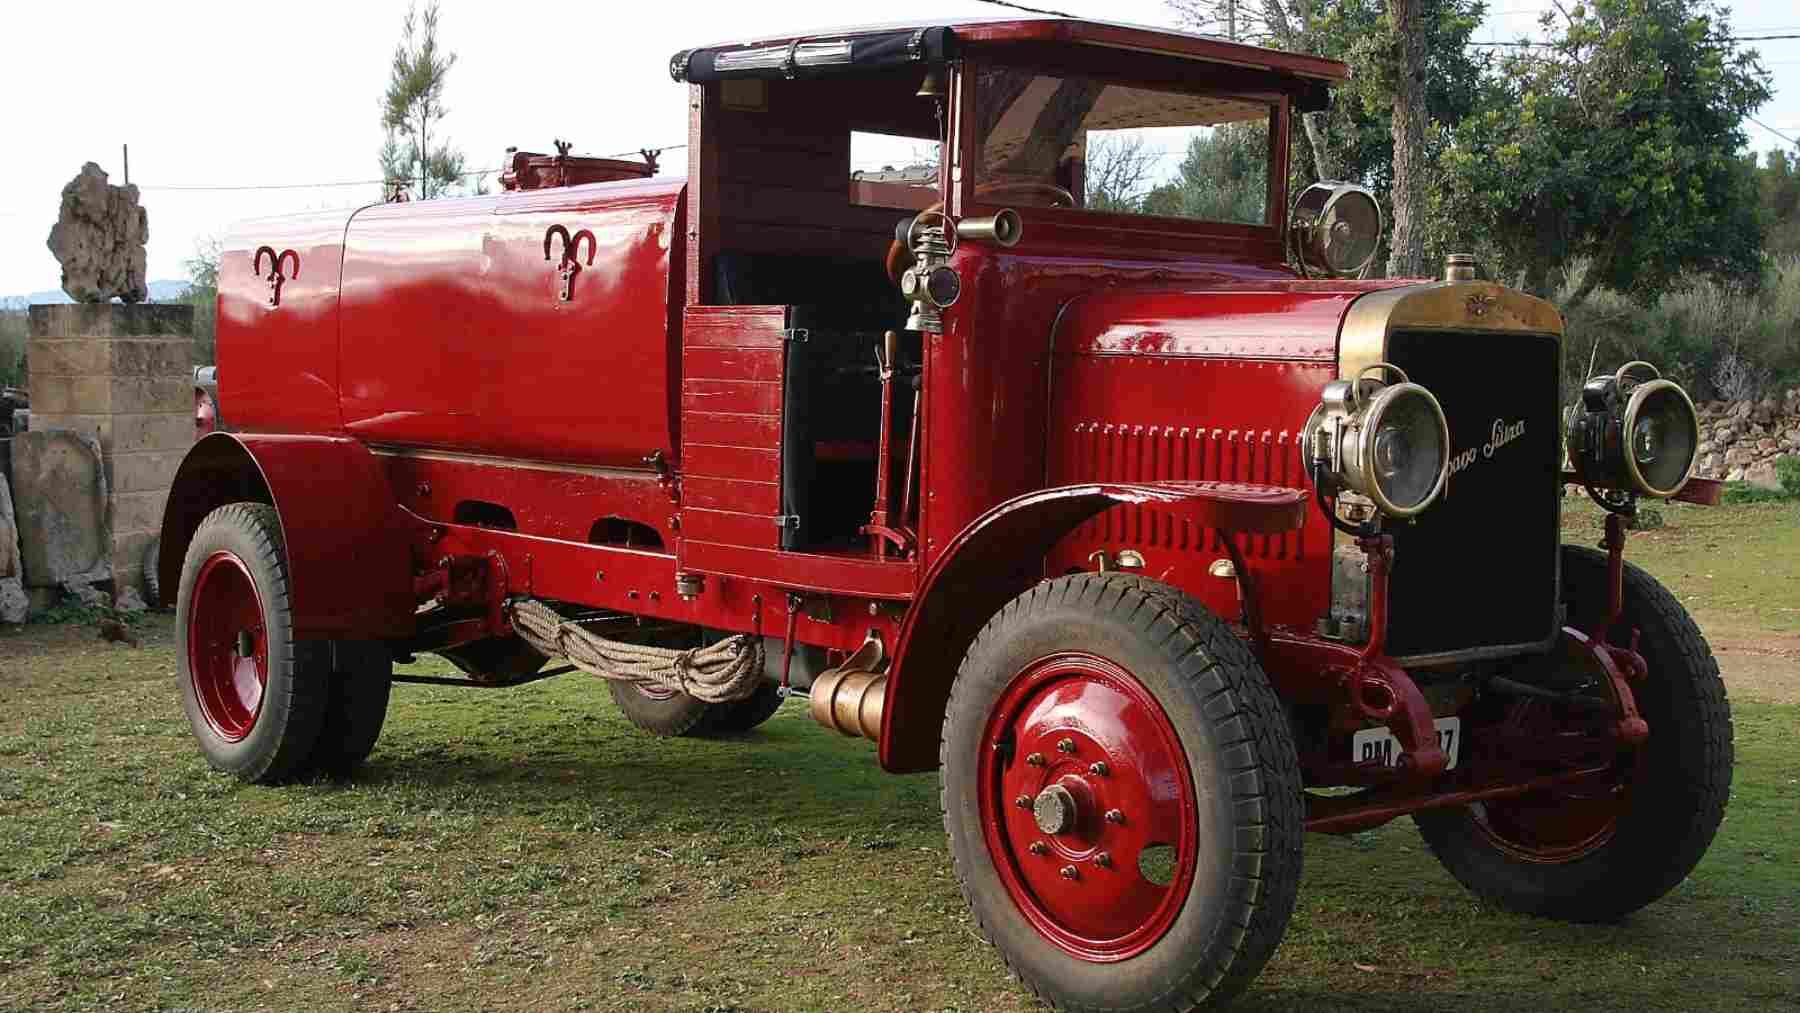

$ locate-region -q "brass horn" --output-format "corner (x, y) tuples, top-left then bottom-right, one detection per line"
(956, 208), (1022, 247)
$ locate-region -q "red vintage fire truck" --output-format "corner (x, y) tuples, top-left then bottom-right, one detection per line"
(161, 17), (1730, 1010)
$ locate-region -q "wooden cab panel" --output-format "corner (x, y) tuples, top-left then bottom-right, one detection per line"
(679, 305), (789, 551)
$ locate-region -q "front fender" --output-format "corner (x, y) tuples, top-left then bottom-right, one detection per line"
(159, 433), (415, 640)
(877, 480), (1307, 773)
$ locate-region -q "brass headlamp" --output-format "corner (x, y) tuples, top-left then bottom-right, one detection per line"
(1566, 361), (1699, 499)
(1305, 364), (1451, 520)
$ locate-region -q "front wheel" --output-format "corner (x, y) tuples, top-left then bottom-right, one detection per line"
(1414, 545), (1732, 921)
(941, 574), (1303, 1012)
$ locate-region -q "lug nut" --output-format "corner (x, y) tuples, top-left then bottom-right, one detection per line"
(1095, 851), (1113, 868)
(1025, 752), (1046, 767)
(1105, 809), (1125, 825)
(1057, 738), (1076, 754)
(1060, 865), (1079, 880)
(1028, 841), (1049, 855)
(1015, 794), (1032, 809)
(1088, 761), (1109, 776)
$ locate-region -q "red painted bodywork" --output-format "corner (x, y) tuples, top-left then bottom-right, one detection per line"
(338, 179), (685, 467)
(881, 481), (1306, 772)
(160, 433), (415, 641)
(187, 28), (1390, 767)
(168, 17), (1659, 839)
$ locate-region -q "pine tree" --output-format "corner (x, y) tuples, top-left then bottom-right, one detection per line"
(380, 2), (467, 200)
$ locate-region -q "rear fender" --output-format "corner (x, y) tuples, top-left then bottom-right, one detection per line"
(158, 433), (416, 640)
(877, 480), (1307, 773)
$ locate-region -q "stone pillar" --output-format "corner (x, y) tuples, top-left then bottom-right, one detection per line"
(26, 303), (192, 600)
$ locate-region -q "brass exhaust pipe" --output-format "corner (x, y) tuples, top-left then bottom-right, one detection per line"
(809, 667), (888, 740)
(957, 208), (1022, 247)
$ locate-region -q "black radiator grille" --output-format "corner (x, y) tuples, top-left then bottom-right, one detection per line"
(1381, 329), (1562, 661)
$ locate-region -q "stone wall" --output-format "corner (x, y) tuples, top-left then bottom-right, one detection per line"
(1694, 387), (1800, 488)
(25, 304), (192, 599)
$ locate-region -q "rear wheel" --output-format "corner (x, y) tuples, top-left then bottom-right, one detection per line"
(177, 503), (325, 784)
(607, 680), (716, 736)
(308, 643), (393, 776)
(1414, 545), (1732, 921)
(699, 682), (785, 736)
(941, 573), (1303, 1012)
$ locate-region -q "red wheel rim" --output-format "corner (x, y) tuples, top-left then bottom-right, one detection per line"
(186, 551), (269, 742)
(1469, 699), (1633, 863)
(978, 652), (1197, 962)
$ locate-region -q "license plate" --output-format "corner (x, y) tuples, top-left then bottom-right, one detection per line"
(1352, 717), (1460, 770)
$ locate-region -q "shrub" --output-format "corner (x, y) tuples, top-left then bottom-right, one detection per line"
(1779, 456), (1800, 498)
(1560, 256), (1800, 403)
(0, 310), (26, 389)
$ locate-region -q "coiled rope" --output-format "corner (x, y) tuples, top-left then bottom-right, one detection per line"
(509, 599), (764, 702)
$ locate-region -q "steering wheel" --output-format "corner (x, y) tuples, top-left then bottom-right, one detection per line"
(885, 181), (1078, 285)
(973, 180), (1076, 209)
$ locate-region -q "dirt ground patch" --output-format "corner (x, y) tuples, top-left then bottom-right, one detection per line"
(1704, 616), (1800, 704)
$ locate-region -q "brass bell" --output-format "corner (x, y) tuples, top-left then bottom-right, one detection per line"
(916, 68), (946, 100)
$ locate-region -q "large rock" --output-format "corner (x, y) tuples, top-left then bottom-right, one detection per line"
(0, 472), (21, 579)
(0, 577), (26, 624)
(1744, 461), (1783, 491)
(1724, 446), (1755, 468)
(45, 162), (148, 304)
(8, 430), (109, 587)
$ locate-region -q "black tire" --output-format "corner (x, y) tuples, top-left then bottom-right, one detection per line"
(1414, 544), (1732, 921)
(441, 637), (548, 685)
(941, 573), (1303, 1013)
(176, 502), (326, 784)
(606, 680), (717, 736)
(696, 682), (785, 736)
(308, 642), (393, 777)
(142, 536), (162, 608)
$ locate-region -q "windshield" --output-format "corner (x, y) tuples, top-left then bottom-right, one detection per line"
(972, 67), (1274, 226)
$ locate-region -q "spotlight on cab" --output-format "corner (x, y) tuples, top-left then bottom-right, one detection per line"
(1289, 182), (1383, 279)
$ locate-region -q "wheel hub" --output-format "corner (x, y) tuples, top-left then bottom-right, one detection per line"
(187, 551), (269, 742)
(979, 652), (1197, 963)
(1032, 783), (1078, 835)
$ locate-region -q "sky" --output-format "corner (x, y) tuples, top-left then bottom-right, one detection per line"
(0, 0), (1795, 297)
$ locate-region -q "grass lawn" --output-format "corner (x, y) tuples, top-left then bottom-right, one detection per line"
(1, 498), (1796, 1012)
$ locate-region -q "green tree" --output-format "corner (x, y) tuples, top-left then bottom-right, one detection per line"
(1166, 0), (1488, 272)
(1142, 124), (1270, 224)
(1436, 0), (1770, 310)
(380, 2), (467, 201)
(182, 236), (221, 364)
(1756, 148), (1800, 260)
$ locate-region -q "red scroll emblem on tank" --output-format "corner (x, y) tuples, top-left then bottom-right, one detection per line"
(543, 225), (597, 303)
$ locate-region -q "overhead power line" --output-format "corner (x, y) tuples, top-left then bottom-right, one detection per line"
(972, 0), (1080, 17)
(134, 144), (686, 194)
(1471, 32), (1800, 46)
(1749, 115), (1800, 148)
(140, 167), (501, 193)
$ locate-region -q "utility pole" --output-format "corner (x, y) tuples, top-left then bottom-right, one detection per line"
(1227, 0), (1237, 41)
(122, 144), (129, 186)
